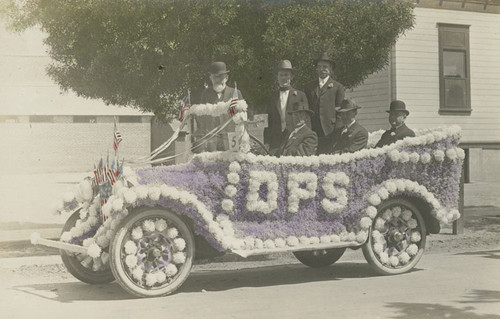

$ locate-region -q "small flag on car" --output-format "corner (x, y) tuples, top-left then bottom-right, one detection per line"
(178, 91), (191, 122)
(113, 122), (122, 152)
(228, 82), (238, 116)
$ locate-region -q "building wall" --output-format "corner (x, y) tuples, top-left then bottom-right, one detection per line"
(393, 7), (500, 142)
(0, 122), (151, 174)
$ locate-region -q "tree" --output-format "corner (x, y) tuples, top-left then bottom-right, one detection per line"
(3, 0), (414, 117)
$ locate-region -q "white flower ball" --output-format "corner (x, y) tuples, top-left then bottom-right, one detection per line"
(254, 239), (264, 249)
(409, 152), (420, 164)
(125, 255), (138, 268)
(227, 172), (240, 184)
(225, 185), (237, 198)
(420, 153), (431, 164)
(366, 206), (378, 219)
(406, 244), (419, 256)
(374, 243), (384, 255)
(132, 267), (144, 281)
(124, 190), (137, 204)
(402, 210), (413, 221)
(155, 219), (168, 232)
(389, 256), (399, 267)
(96, 235), (110, 247)
(87, 243), (102, 258)
(374, 218), (386, 231)
(369, 194), (381, 206)
(112, 198), (124, 212)
(124, 240), (138, 254)
(286, 236), (299, 246)
(356, 231), (368, 243)
(372, 230), (383, 243)
(377, 188), (389, 200)
(173, 252), (186, 264)
(148, 187), (161, 201)
(142, 219), (156, 233)
(299, 236), (310, 245)
(102, 202), (113, 217)
(407, 218), (418, 229)
(82, 238), (95, 248)
(347, 232), (356, 242)
(384, 181), (397, 194)
(63, 191), (75, 203)
(274, 238), (286, 248)
(145, 273), (157, 287)
(339, 231), (349, 241)
(446, 148), (458, 160)
(164, 264), (178, 277)
(399, 252), (411, 264)
(244, 236), (255, 249)
(388, 149), (400, 162)
(229, 161), (241, 172)
(310, 237), (320, 244)
(155, 271), (167, 284)
(231, 239), (244, 250)
(173, 238), (186, 251)
(320, 235), (331, 243)
(456, 148), (465, 160)
(264, 239), (276, 249)
(411, 231), (421, 243)
(131, 227), (143, 240)
(382, 209), (393, 221)
(433, 150), (445, 162)
(136, 185), (149, 199)
(379, 252), (389, 264)
(166, 227), (179, 239)
(360, 217), (372, 230)
(399, 152), (409, 163)
(221, 199), (234, 212)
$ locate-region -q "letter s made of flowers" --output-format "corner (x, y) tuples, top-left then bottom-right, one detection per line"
(321, 172), (350, 214)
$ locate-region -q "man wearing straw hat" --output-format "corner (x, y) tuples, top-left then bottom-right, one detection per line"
(192, 61), (243, 152)
(304, 52), (345, 155)
(375, 100), (415, 148)
(332, 99), (368, 154)
(264, 60), (311, 155)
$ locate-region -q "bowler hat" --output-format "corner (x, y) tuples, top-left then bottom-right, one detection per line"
(288, 101), (314, 117)
(336, 99), (361, 113)
(387, 100), (409, 115)
(208, 61), (230, 75)
(275, 60), (296, 73)
(315, 52), (335, 67)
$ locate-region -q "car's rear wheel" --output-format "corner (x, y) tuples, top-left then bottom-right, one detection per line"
(293, 248), (346, 268)
(60, 211), (115, 284)
(362, 198), (426, 275)
(109, 208), (195, 297)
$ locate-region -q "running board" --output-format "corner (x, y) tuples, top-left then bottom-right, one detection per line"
(232, 241), (361, 258)
(30, 232), (88, 254)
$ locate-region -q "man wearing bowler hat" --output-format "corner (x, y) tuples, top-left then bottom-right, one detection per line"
(375, 100), (415, 148)
(192, 61), (243, 153)
(264, 60), (310, 155)
(332, 99), (368, 154)
(280, 108), (318, 157)
(304, 52), (345, 155)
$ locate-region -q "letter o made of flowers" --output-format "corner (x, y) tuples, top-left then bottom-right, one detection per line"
(246, 170), (278, 214)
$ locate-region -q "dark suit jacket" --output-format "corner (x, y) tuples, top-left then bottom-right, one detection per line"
(332, 121), (368, 154)
(192, 86), (243, 153)
(304, 77), (345, 138)
(280, 124), (318, 157)
(375, 123), (415, 148)
(263, 88), (309, 152)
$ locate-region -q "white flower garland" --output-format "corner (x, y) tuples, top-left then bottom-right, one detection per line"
(246, 170), (279, 214)
(287, 172), (318, 213)
(186, 100), (248, 117)
(222, 161), (241, 214)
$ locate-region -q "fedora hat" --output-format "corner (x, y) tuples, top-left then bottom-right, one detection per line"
(288, 101), (314, 117)
(208, 61), (230, 75)
(315, 52), (334, 66)
(387, 100), (409, 115)
(288, 108), (315, 117)
(275, 60), (295, 73)
(336, 99), (361, 113)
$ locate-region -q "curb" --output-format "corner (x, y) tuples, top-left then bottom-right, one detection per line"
(0, 228), (61, 243)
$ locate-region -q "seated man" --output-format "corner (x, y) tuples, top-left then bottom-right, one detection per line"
(375, 100), (415, 148)
(332, 99), (368, 154)
(280, 108), (318, 157)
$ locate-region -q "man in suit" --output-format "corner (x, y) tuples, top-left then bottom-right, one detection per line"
(280, 109), (318, 157)
(375, 100), (415, 148)
(332, 99), (368, 154)
(192, 61), (243, 153)
(264, 60), (310, 155)
(304, 52), (345, 154)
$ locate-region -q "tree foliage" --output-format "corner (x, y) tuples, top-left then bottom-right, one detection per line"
(4, 0), (414, 117)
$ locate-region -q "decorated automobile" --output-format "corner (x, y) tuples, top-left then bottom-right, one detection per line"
(31, 98), (464, 297)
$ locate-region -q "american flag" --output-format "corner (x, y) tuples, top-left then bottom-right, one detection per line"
(178, 91), (191, 122)
(228, 83), (238, 116)
(113, 122), (123, 152)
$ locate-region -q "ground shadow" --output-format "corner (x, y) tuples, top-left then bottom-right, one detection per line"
(455, 250), (500, 260)
(384, 302), (500, 319)
(459, 290), (500, 304)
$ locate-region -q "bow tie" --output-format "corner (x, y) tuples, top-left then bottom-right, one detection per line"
(279, 87), (290, 92)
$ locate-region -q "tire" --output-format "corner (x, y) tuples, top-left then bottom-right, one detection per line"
(109, 208), (195, 297)
(293, 248), (346, 268)
(60, 211), (115, 284)
(362, 198), (427, 275)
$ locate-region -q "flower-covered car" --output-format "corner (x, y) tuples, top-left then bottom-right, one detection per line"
(32, 100), (464, 298)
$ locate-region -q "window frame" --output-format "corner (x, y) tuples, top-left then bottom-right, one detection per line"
(437, 23), (472, 115)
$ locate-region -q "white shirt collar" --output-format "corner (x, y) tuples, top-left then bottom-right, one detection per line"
(319, 76), (330, 88)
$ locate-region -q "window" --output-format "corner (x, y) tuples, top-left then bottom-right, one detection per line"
(119, 116), (142, 123)
(73, 116), (97, 123)
(29, 115), (54, 123)
(438, 23), (471, 115)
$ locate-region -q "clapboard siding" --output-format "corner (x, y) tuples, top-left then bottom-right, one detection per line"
(393, 8), (500, 142)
